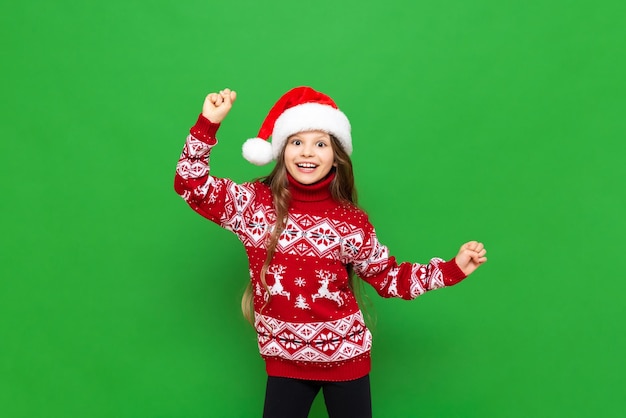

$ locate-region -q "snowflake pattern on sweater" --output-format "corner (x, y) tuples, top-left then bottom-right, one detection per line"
(174, 114), (467, 381)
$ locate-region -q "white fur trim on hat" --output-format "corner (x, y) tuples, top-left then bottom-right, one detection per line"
(242, 137), (273, 166)
(271, 102), (352, 159)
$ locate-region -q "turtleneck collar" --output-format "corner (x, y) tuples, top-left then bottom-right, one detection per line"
(287, 170), (338, 211)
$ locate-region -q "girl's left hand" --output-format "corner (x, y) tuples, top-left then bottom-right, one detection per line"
(455, 241), (487, 276)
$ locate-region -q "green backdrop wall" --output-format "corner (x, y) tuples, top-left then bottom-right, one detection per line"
(2, 0), (624, 417)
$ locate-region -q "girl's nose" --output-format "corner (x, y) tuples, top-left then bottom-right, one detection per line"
(301, 144), (314, 156)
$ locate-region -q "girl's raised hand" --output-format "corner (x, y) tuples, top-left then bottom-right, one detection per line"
(454, 241), (487, 276)
(202, 88), (237, 124)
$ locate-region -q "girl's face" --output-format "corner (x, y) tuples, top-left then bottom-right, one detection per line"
(283, 130), (336, 185)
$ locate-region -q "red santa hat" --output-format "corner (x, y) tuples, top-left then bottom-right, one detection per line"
(242, 86), (352, 166)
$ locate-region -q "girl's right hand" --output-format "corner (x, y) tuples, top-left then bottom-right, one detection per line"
(202, 88), (237, 124)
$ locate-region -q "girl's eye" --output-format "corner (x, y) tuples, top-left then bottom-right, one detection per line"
(292, 140), (302, 146)
(316, 141), (327, 147)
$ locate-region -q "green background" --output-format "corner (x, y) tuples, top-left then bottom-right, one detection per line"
(2, 0), (625, 417)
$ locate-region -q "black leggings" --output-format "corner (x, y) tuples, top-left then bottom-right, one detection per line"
(262, 375), (372, 418)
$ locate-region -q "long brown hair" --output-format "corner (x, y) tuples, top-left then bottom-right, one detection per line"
(241, 134), (370, 325)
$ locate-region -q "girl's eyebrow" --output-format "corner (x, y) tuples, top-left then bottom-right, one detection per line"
(289, 134), (330, 142)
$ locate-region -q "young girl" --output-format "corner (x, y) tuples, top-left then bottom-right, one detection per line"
(174, 86), (487, 418)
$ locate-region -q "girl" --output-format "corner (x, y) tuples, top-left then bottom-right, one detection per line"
(174, 86), (487, 418)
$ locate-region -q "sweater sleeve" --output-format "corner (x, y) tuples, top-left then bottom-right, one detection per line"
(352, 222), (467, 300)
(174, 114), (260, 233)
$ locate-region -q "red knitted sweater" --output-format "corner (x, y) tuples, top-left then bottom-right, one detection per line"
(174, 114), (467, 381)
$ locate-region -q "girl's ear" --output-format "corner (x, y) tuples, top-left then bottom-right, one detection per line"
(333, 159), (338, 167)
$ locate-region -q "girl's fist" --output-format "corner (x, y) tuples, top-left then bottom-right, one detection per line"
(455, 241), (487, 276)
(202, 88), (237, 123)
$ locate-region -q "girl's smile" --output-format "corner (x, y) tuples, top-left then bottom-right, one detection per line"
(284, 130), (336, 185)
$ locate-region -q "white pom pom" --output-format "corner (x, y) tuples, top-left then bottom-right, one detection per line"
(242, 137), (273, 166)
